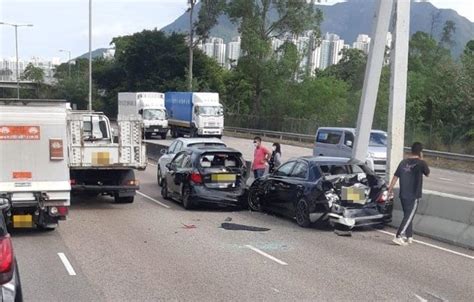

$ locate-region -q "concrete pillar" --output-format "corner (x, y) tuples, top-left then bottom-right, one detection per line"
(387, 0), (410, 182)
(353, 0), (394, 161)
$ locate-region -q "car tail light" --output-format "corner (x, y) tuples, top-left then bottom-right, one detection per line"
(70, 179), (76, 185)
(0, 235), (14, 285)
(190, 172), (203, 184)
(57, 206), (68, 216)
(376, 191), (389, 204)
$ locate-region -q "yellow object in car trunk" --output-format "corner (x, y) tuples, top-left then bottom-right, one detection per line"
(13, 214), (33, 228)
(211, 174), (236, 182)
(342, 187), (365, 203)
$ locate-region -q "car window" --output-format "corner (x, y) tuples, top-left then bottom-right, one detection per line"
(188, 142), (226, 148)
(316, 130), (342, 144)
(168, 141), (177, 154)
(344, 131), (354, 147)
(181, 154), (192, 169)
(274, 161), (296, 177)
(311, 165), (322, 180)
(175, 141), (184, 153)
(172, 152), (186, 167)
(290, 162), (308, 179)
(199, 153), (243, 169)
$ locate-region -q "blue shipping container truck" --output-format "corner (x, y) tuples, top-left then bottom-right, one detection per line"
(165, 92), (224, 138)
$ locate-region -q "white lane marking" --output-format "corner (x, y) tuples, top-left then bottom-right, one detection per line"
(137, 191), (171, 209)
(58, 253), (77, 276)
(148, 162), (157, 167)
(245, 245), (288, 266)
(415, 294), (428, 302)
(271, 287), (280, 293)
(438, 177), (453, 182)
(376, 230), (474, 260)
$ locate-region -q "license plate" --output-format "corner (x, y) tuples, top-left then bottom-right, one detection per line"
(13, 214), (33, 228)
(153, 129), (159, 132)
(211, 174), (236, 182)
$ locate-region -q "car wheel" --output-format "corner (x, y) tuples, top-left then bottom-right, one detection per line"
(182, 185), (194, 209)
(295, 199), (311, 228)
(247, 188), (262, 212)
(161, 180), (170, 200)
(157, 167), (163, 187)
(14, 259), (23, 302)
(114, 194), (134, 203)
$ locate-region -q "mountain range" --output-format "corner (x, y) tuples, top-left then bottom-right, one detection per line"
(161, 0), (474, 57)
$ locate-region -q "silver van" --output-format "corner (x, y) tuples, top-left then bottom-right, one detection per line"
(313, 127), (387, 175)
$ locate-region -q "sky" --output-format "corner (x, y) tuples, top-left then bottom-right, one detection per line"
(0, 0), (473, 62)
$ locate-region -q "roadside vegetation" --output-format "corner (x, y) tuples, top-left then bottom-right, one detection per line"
(8, 1), (473, 154)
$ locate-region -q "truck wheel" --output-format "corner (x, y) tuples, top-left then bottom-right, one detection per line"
(114, 194), (134, 203)
(160, 133), (167, 139)
(171, 129), (177, 138)
(145, 133), (152, 140)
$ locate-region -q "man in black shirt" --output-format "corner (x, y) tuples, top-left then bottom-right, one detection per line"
(388, 142), (430, 246)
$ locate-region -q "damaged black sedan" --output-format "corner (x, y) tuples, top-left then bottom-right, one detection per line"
(161, 147), (247, 209)
(247, 157), (393, 230)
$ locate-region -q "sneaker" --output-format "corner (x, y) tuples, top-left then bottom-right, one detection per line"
(407, 237), (414, 244)
(392, 237), (408, 246)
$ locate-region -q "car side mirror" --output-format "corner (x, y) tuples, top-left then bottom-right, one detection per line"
(166, 163), (172, 170)
(138, 109), (143, 115)
(160, 149), (167, 155)
(346, 140), (353, 147)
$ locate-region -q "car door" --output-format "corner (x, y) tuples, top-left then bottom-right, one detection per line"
(265, 161), (296, 212)
(173, 152), (193, 199)
(285, 161), (310, 213)
(160, 141), (178, 174)
(341, 131), (355, 158)
(166, 152), (186, 197)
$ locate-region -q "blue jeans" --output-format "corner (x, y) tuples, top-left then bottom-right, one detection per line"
(253, 169), (265, 179)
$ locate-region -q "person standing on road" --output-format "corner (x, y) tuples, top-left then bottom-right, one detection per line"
(252, 137), (270, 179)
(268, 143), (282, 174)
(388, 142), (430, 246)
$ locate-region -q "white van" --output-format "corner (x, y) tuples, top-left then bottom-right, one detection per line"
(313, 127), (387, 175)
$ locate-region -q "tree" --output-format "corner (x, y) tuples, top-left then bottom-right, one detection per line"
(93, 30), (226, 116)
(187, 0), (226, 91)
(21, 63), (45, 97)
(227, 0), (323, 114)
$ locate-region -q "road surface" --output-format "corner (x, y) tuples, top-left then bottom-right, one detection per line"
(12, 164), (474, 301)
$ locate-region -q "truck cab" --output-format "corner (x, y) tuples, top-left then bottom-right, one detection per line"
(119, 92), (168, 139)
(166, 92), (224, 138)
(192, 100), (224, 137)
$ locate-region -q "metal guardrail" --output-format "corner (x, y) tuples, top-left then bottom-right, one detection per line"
(224, 126), (474, 162)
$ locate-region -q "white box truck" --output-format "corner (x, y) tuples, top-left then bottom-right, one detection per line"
(67, 108), (147, 203)
(118, 92), (168, 139)
(0, 99), (70, 230)
(165, 92), (224, 138)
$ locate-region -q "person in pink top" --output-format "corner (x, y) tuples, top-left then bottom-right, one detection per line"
(252, 136), (270, 179)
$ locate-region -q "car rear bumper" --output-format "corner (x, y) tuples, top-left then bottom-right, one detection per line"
(191, 186), (245, 206)
(72, 185), (139, 192)
(328, 207), (392, 228)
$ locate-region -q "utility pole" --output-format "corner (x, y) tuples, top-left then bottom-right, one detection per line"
(387, 0), (410, 182)
(88, 0), (93, 110)
(352, 0), (393, 161)
(0, 22), (33, 99)
(59, 49), (72, 78)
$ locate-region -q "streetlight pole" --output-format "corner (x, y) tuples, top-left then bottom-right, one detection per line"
(59, 49), (72, 78)
(88, 0), (92, 111)
(0, 22), (33, 99)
